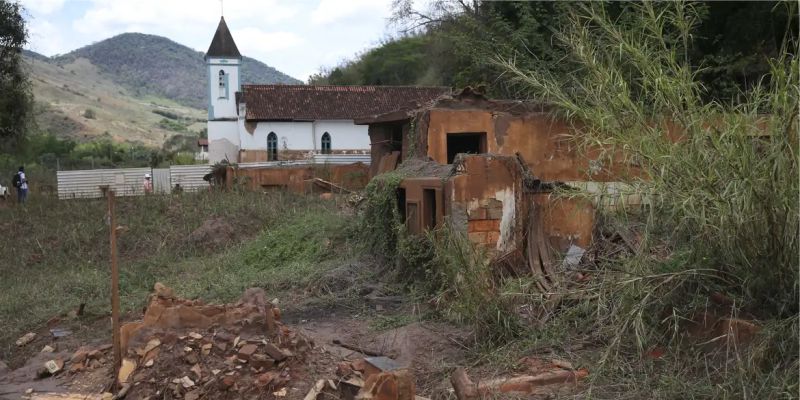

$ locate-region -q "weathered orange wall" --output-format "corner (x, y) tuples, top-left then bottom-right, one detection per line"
(532, 194), (594, 250)
(425, 109), (631, 182)
(448, 156), (527, 253)
(442, 155), (594, 252)
(227, 163), (369, 193)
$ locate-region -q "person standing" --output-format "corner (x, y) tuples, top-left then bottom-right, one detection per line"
(143, 173), (153, 194)
(13, 166), (28, 204)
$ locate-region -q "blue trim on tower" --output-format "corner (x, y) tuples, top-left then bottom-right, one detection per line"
(207, 64), (213, 120)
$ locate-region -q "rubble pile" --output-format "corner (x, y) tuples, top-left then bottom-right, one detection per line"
(115, 283), (314, 399)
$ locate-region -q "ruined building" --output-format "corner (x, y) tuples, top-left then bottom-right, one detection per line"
(357, 89), (639, 264)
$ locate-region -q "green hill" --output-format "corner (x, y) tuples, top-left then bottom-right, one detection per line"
(25, 53), (206, 146)
(53, 33), (301, 109)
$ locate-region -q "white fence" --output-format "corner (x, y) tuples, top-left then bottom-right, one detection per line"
(58, 166), (212, 199)
(170, 165), (213, 192)
(56, 155), (370, 199)
(57, 168), (152, 199)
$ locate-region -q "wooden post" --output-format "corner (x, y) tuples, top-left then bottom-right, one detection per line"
(108, 190), (121, 370)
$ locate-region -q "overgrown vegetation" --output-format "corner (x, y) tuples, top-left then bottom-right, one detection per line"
(313, 1), (797, 103)
(0, 191), (355, 360)
(359, 171), (522, 342)
(354, 2), (798, 397)
(491, 1), (798, 397)
(0, 0), (33, 150)
(358, 170), (407, 257)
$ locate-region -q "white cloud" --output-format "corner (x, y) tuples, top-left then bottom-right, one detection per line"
(232, 28), (303, 53)
(72, 0), (298, 36)
(21, 0), (399, 80)
(26, 19), (66, 55)
(19, 0), (66, 14)
(311, 0), (391, 25)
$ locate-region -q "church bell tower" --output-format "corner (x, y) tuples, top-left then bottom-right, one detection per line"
(205, 16), (241, 121)
(205, 16), (242, 163)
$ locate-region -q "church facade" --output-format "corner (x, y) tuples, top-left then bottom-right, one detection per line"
(205, 17), (449, 164)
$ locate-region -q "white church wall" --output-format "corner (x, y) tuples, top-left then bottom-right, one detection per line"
(240, 121), (315, 150)
(312, 120), (370, 152)
(208, 121), (240, 163)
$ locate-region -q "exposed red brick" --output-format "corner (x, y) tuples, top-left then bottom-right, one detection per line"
(468, 219), (501, 233)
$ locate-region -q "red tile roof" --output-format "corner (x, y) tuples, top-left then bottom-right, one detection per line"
(198, 138), (209, 146)
(240, 85), (451, 121)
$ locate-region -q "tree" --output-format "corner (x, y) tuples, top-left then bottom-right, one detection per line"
(0, 0), (33, 149)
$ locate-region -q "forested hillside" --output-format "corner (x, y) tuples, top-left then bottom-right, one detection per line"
(54, 33), (301, 109)
(311, 1), (797, 102)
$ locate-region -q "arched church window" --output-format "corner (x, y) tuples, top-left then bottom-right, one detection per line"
(267, 132), (278, 161)
(218, 70), (226, 98)
(321, 132), (331, 154)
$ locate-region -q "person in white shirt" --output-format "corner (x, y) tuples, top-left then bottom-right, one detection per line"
(143, 173), (153, 194)
(14, 166), (28, 204)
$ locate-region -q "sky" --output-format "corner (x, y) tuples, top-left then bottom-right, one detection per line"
(19, 0), (401, 82)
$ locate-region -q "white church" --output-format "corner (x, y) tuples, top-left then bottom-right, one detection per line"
(204, 17), (449, 164)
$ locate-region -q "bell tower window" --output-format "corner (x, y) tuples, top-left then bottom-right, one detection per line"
(218, 70), (227, 98)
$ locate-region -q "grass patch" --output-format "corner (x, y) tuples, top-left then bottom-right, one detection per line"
(0, 191), (357, 359)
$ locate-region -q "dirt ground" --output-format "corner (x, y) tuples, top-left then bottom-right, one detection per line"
(0, 282), (474, 400)
(0, 257), (590, 400)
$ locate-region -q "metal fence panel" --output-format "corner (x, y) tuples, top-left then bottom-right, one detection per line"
(57, 168), (151, 199)
(152, 168), (171, 194)
(169, 165), (212, 193)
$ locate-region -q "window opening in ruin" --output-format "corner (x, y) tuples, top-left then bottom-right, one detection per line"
(321, 132), (332, 154)
(446, 132), (487, 163)
(267, 132), (278, 161)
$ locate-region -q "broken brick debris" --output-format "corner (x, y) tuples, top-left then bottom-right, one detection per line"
(16, 332), (37, 347)
(357, 369), (416, 400)
(97, 283), (313, 399)
(450, 358), (589, 400)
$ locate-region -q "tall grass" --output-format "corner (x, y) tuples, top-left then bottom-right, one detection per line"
(0, 191), (355, 360)
(499, 1), (798, 315)
(495, 1), (798, 397)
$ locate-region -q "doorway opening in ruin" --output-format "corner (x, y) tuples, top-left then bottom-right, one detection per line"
(423, 189), (437, 230)
(396, 188), (407, 223)
(447, 132), (487, 163)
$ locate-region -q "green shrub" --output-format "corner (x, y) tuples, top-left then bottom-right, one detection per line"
(82, 108), (96, 119)
(358, 170), (407, 257)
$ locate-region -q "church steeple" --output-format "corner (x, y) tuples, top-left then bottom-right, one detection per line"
(205, 17), (241, 60)
(205, 16), (241, 121)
